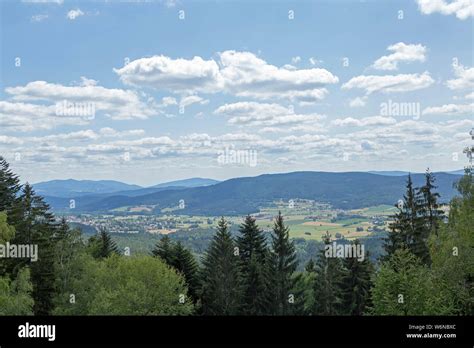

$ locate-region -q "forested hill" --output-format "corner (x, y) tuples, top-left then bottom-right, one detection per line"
(42, 171), (462, 215)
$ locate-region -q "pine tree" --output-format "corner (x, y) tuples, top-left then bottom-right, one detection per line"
(313, 232), (346, 315)
(152, 235), (175, 265)
(269, 211), (298, 315)
(200, 217), (242, 315)
(172, 241), (200, 303)
(0, 156), (21, 214)
(341, 240), (373, 315)
(89, 227), (119, 259)
(236, 215), (271, 315)
(419, 169), (444, 236)
(384, 174), (430, 264)
(12, 184), (57, 315)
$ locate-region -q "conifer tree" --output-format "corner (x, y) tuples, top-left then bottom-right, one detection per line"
(269, 211), (298, 315)
(172, 241), (200, 303)
(0, 156), (21, 214)
(89, 227), (119, 259)
(13, 184), (57, 315)
(341, 240), (373, 315)
(419, 169), (444, 236)
(236, 215), (271, 315)
(152, 235), (175, 265)
(200, 217), (242, 315)
(313, 232), (346, 315)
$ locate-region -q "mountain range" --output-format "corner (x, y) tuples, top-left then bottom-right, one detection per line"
(33, 171), (464, 216)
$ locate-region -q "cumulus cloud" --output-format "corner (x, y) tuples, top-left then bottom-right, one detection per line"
(179, 95), (209, 108)
(422, 103), (474, 116)
(67, 8), (84, 20)
(372, 42), (427, 71)
(114, 51), (339, 104)
(349, 96), (368, 108)
(5, 80), (158, 120)
(416, 0), (474, 20)
(342, 72), (434, 94)
(446, 62), (474, 90)
(214, 101), (325, 127)
(331, 116), (397, 127)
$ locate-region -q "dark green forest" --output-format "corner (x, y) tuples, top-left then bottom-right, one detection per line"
(0, 156), (472, 316)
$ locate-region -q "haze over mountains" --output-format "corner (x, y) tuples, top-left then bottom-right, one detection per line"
(33, 171), (464, 216)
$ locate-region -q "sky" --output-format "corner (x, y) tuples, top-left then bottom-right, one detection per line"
(0, 0), (473, 186)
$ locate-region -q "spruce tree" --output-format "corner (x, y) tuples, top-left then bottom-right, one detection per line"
(13, 184), (57, 315)
(89, 227), (119, 259)
(341, 240), (373, 315)
(384, 174), (430, 264)
(152, 235), (175, 265)
(236, 215), (271, 315)
(269, 211), (298, 315)
(313, 232), (346, 315)
(200, 217), (242, 315)
(419, 169), (444, 236)
(172, 241), (200, 303)
(0, 156), (21, 214)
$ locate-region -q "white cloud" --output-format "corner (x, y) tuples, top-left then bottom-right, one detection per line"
(114, 51), (339, 103)
(416, 0), (474, 20)
(31, 14), (48, 22)
(0, 101), (88, 132)
(465, 91), (474, 99)
(67, 8), (84, 20)
(5, 80), (158, 120)
(179, 95), (209, 108)
(332, 116), (397, 127)
(342, 72), (434, 94)
(446, 62), (474, 90)
(372, 42), (427, 71)
(422, 103), (474, 116)
(309, 57), (323, 66)
(291, 56), (301, 64)
(214, 101), (325, 127)
(349, 96), (368, 108)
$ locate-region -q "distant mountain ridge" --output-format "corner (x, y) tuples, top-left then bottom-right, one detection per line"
(33, 177), (219, 198)
(39, 171), (463, 216)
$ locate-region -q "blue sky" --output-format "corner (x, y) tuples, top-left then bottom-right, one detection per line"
(0, 0), (473, 186)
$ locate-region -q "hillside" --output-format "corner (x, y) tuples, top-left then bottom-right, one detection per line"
(42, 171), (462, 215)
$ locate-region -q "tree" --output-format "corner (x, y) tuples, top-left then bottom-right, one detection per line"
(152, 235), (175, 265)
(313, 232), (346, 315)
(200, 217), (242, 315)
(12, 184), (57, 315)
(236, 215), (271, 315)
(89, 227), (119, 259)
(0, 156), (21, 214)
(370, 248), (454, 315)
(0, 211), (15, 243)
(172, 241), (200, 303)
(0, 267), (34, 315)
(341, 240), (373, 315)
(269, 212), (298, 315)
(384, 174), (430, 265)
(419, 169), (444, 236)
(429, 168), (474, 315)
(54, 254), (194, 315)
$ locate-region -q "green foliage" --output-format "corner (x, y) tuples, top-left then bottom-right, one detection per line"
(269, 211), (298, 315)
(341, 240), (373, 315)
(200, 217), (242, 315)
(152, 235), (175, 264)
(237, 215), (271, 315)
(0, 267), (34, 315)
(171, 241), (200, 303)
(54, 254), (193, 315)
(313, 232), (346, 315)
(429, 169), (474, 315)
(370, 248), (454, 315)
(0, 211), (15, 243)
(88, 227), (119, 259)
